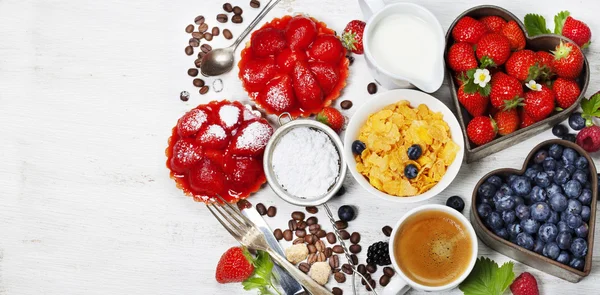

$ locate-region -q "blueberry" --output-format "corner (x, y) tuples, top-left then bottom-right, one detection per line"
(507, 175), (518, 183)
(407, 144), (422, 160)
(581, 206), (591, 222)
(578, 189), (592, 205)
(543, 242), (561, 259)
(487, 212), (504, 230)
(352, 140), (366, 155)
(564, 180), (582, 198)
(567, 199), (583, 215)
(549, 144), (564, 159)
(525, 167), (539, 180)
(553, 168), (570, 185)
(562, 133), (577, 142)
(547, 210), (559, 224)
(530, 202), (551, 221)
(570, 238), (588, 258)
(535, 172), (551, 188)
(478, 183), (497, 199)
(477, 203), (493, 219)
(495, 195), (516, 212)
(575, 223), (589, 238)
(510, 176), (531, 197)
(530, 186), (547, 203)
(338, 205), (356, 222)
(546, 170), (556, 180)
(569, 112), (586, 130)
(546, 183), (562, 198)
(502, 210), (516, 224)
(569, 257), (585, 270)
(486, 175), (503, 188)
(557, 251), (571, 264)
(552, 124), (569, 138)
(521, 219), (540, 235)
(538, 223), (559, 242)
(534, 150), (548, 164)
(514, 196), (525, 205)
(494, 227), (509, 240)
(498, 184), (513, 195)
(446, 196), (465, 212)
(556, 231), (573, 250)
(515, 204), (530, 220)
(549, 193), (568, 212)
(533, 239), (545, 254)
(563, 164), (576, 174)
(508, 223), (523, 238)
(562, 148), (578, 165)
(566, 214), (583, 229)
(404, 164), (418, 179)
(543, 158), (557, 172)
(516, 232), (535, 250)
(575, 157), (589, 170)
(572, 169), (588, 184)
(480, 195), (493, 206)
(557, 221), (572, 234)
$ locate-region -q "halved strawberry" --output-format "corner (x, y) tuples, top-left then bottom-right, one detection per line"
(239, 57), (278, 92)
(276, 48), (308, 74)
(196, 124), (229, 150)
(215, 103), (243, 131)
(169, 138), (203, 174)
(250, 27), (287, 57)
(479, 15), (506, 33)
(307, 34), (345, 64)
(292, 61), (324, 111)
(228, 120), (274, 156)
(284, 16), (317, 50)
(256, 75), (297, 113)
(177, 108), (209, 137)
(223, 155), (264, 190)
(188, 158), (225, 196)
(309, 61), (340, 95)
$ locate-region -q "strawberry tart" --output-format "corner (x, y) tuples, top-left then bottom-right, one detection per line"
(238, 15), (350, 117)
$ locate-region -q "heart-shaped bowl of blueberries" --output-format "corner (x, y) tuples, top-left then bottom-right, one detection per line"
(471, 139), (597, 282)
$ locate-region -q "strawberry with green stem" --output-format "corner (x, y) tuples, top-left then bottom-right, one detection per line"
(490, 72), (524, 110)
(505, 49), (549, 82)
(476, 33), (512, 67)
(316, 107), (345, 133)
(341, 20), (366, 54)
(467, 116), (498, 146)
(552, 41), (584, 79)
(555, 11), (592, 48)
(524, 86), (556, 122)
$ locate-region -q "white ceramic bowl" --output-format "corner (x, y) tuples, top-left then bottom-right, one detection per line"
(343, 89), (464, 203)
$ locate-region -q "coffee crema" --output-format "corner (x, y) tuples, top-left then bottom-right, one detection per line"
(394, 210), (472, 287)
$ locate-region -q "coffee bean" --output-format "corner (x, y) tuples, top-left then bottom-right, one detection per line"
(329, 254), (339, 268)
(332, 287), (343, 295)
(256, 203), (267, 215)
(217, 14), (228, 23)
(273, 228), (283, 240)
(193, 78), (205, 88)
(367, 82), (378, 94)
(297, 220), (307, 230)
(194, 58), (203, 68)
(306, 216), (318, 225)
(305, 234), (316, 244)
(315, 240), (325, 252)
(317, 252), (326, 262)
(199, 86), (209, 95)
(232, 15), (243, 24)
(326, 232), (337, 244)
(346, 55), (355, 65)
(266, 206), (277, 217)
(223, 3), (233, 12)
(383, 266), (395, 277)
(233, 6), (243, 15)
(340, 100), (353, 110)
(295, 229), (306, 238)
(350, 232), (361, 244)
(197, 51), (205, 59)
(335, 186), (346, 196)
(185, 46), (193, 56)
(179, 90), (189, 102)
(223, 29), (233, 39)
(324, 247), (332, 258)
(292, 237), (305, 244)
(341, 263), (353, 274)
(382, 225), (393, 237)
(194, 15), (205, 25)
(339, 230), (350, 240)
(305, 206), (318, 214)
(357, 264), (366, 275)
(299, 262), (310, 273)
(316, 230), (326, 238)
(212, 27), (220, 36)
(291, 211), (305, 221)
(189, 38), (200, 47)
(349, 244), (361, 254)
(185, 24), (194, 33)
(361, 276), (368, 285)
(335, 220), (348, 230)
(366, 280), (376, 291)
(332, 245), (344, 254)
(308, 224), (320, 234)
(283, 229), (292, 241)
(203, 33), (213, 41)
(380, 275), (390, 287)
(366, 264), (377, 273)
(307, 253), (317, 265)
(308, 244), (317, 254)
(350, 254), (358, 265)
(288, 219), (298, 231)
(198, 23), (209, 33)
(201, 44), (212, 53)
(187, 68), (199, 77)
(191, 32), (203, 39)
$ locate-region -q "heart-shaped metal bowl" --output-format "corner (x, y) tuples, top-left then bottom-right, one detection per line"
(445, 5), (590, 163)
(471, 139), (597, 282)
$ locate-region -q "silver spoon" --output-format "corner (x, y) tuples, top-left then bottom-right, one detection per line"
(200, 0), (281, 77)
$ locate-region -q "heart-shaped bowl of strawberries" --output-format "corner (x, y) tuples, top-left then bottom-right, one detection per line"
(471, 139), (597, 282)
(165, 100), (274, 203)
(445, 5), (590, 163)
(238, 15), (350, 117)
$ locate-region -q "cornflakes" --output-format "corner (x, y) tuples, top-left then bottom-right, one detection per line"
(355, 101), (459, 197)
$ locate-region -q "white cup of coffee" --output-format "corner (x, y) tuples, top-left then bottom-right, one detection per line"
(358, 0), (445, 93)
(383, 204), (478, 295)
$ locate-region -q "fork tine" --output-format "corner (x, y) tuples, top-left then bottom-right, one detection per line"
(216, 195), (256, 228)
(206, 204), (243, 241)
(211, 202), (247, 235)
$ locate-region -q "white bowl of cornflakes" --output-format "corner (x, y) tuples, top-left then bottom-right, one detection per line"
(344, 89), (464, 203)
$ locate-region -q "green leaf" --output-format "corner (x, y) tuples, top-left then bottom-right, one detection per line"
(554, 11), (571, 34)
(459, 257), (515, 295)
(581, 93), (600, 118)
(479, 56), (496, 68)
(254, 251), (274, 279)
(524, 14), (552, 36)
(242, 250), (278, 295)
(242, 277), (268, 290)
(479, 83), (491, 97)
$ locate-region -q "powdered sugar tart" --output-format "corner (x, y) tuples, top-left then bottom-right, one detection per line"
(238, 15), (350, 117)
(165, 100), (274, 203)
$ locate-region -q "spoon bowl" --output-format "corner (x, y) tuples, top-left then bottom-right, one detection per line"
(200, 46), (235, 77)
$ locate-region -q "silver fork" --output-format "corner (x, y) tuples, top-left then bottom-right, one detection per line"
(207, 196), (333, 295)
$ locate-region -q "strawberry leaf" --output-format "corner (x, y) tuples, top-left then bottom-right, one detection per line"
(581, 93), (600, 119)
(479, 83), (491, 97)
(524, 14), (552, 36)
(459, 257), (515, 295)
(554, 11), (571, 34)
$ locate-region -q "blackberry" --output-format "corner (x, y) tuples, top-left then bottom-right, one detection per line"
(367, 241), (391, 266)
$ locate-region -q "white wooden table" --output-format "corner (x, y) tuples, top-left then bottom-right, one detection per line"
(1, 0), (600, 294)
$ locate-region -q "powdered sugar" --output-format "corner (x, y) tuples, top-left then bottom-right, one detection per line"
(272, 127), (340, 199)
(178, 109), (208, 136)
(219, 105), (240, 128)
(264, 81), (293, 112)
(235, 121), (273, 152)
(200, 124), (226, 141)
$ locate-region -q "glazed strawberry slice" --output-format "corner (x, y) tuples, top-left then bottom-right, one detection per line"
(292, 61), (324, 111)
(215, 103), (243, 132)
(307, 34), (345, 64)
(239, 57), (278, 92)
(188, 158), (226, 196)
(177, 108), (209, 137)
(168, 138), (203, 174)
(251, 27), (287, 58)
(276, 48), (308, 74)
(256, 75), (297, 113)
(224, 154), (264, 190)
(285, 16), (317, 50)
(309, 61), (340, 96)
(196, 124), (229, 150)
(229, 120), (274, 156)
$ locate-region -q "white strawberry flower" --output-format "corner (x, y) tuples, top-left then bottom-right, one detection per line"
(526, 80), (543, 91)
(474, 69), (491, 88)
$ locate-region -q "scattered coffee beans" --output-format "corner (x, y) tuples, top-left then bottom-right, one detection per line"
(199, 86), (209, 95)
(382, 225), (392, 237)
(316, 230), (326, 238)
(179, 91), (190, 101)
(383, 266), (395, 277)
(335, 220), (348, 230)
(250, 0), (261, 8)
(339, 230), (350, 240)
(341, 263), (353, 275)
(350, 232), (361, 244)
(198, 23), (209, 33)
(297, 220), (307, 230)
(266, 206), (277, 217)
(217, 14), (228, 23)
(357, 264), (366, 275)
(187, 68), (198, 77)
(306, 216), (318, 225)
(317, 252), (326, 262)
(324, 247), (332, 258)
(295, 229), (306, 238)
(193, 78), (205, 87)
(380, 275), (390, 286)
(288, 219), (297, 231)
(334, 272), (346, 283)
(329, 254), (339, 268)
(273, 228), (283, 240)
(299, 262), (310, 273)
(191, 32), (203, 39)
(223, 3), (233, 12)
(305, 206), (318, 214)
(291, 211), (305, 221)
(366, 280), (376, 291)
(185, 46), (193, 56)
(283, 229), (293, 241)
(194, 15), (205, 25)
(332, 287), (343, 295)
(332, 245), (344, 254)
(315, 240), (325, 252)
(189, 38), (200, 47)
(307, 253), (317, 265)
(367, 82), (378, 94)
(256, 203), (267, 215)
(212, 27), (220, 36)
(232, 15), (243, 24)
(201, 44), (212, 53)
(185, 24), (194, 33)
(340, 100), (353, 109)
(326, 232), (336, 244)
(203, 32), (213, 41)
(349, 244), (361, 254)
(292, 237), (304, 245)
(233, 6), (243, 15)
(308, 244), (317, 254)
(223, 29), (233, 39)
(366, 264), (377, 273)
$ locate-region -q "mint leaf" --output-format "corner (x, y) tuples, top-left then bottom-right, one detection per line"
(524, 14), (552, 36)
(242, 251), (280, 295)
(459, 257), (515, 295)
(554, 11), (571, 34)
(243, 277), (268, 290)
(254, 251), (274, 279)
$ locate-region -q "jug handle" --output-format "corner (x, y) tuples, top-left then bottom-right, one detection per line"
(358, 0), (386, 19)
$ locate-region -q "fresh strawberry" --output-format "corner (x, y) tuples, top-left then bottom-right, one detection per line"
(276, 48), (308, 74)
(177, 108), (209, 137)
(228, 120), (274, 157)
(240, 57), (278, 92)
(494, 108), (519, 135)
(169, 138), (203, 174)
(215, 247), (255, 284)
(560, 15), (592, 48)
(454, 72), (469, 87)
(553, 78), (581, 109)
(536, 51), (555, 74)
(552, 41), (584, 79)
(447, 42), (478, 73)
(501, 20), (526, 51)
(510, 272), (539, 295)
(188, 157), (226, 196)
(467, 116), (497, 146)
(490, 72), (523, 110)
(524, 87), (555, 121)
(307, 34), (345, 64)
(223, 155), (264, 189)
(316, 107), (344, 133)
(196, 124), (229, 150)
(479, 15), (506, 33)
(309, 61), (340, 95)
(291, 61), (324, 111)
(452, 16), (489, 44)
(284, 16), (318, 50)
(458, 84), (488, 117)
(519, 108), (536, 128)
(251, 27), (287, 57)
(576, 125), (600, 152)
(341, 20), (366, 54)
(256, 75), (297, 113)
(476, 33), (512, 67)
(505, 50), (545, 82)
